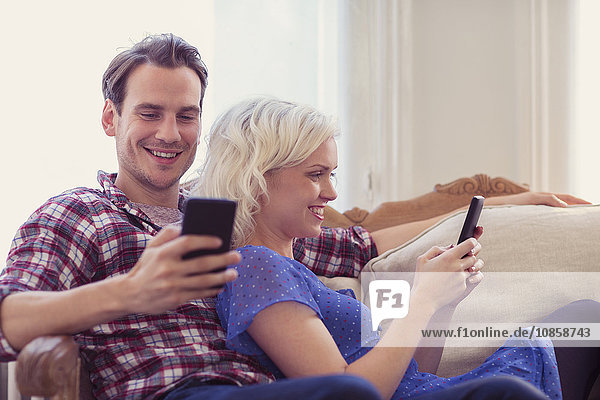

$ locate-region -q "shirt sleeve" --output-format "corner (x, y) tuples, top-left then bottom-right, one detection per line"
(216, 246), (322, 357)
(0, 194), (98, 360)
(293, 226), (378, 278)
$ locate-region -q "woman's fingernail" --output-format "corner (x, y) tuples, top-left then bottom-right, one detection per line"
(225, 268), (238, 279)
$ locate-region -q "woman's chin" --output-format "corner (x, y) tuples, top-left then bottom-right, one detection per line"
(297, 227), (324, 239)
(310, 226), (324, 237)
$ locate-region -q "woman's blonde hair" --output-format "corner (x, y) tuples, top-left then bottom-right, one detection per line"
(195, 97), (338, 248)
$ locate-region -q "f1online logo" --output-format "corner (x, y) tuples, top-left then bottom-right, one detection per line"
(369, 280), (411, 331)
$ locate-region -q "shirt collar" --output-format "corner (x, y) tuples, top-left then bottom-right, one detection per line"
(97, 170), (188, 223)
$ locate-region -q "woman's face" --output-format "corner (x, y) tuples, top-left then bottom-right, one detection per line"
(256, 137), (338, 242)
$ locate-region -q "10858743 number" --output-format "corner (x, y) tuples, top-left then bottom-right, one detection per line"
(533, 327), (591, 338)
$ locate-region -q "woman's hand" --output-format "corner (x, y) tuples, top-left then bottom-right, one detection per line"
(485, 192), (590, 207)
(447, 226), (485, 308)
(412, 238), (482, 312)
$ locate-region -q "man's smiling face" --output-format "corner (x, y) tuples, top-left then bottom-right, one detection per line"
(103, 63), (202, 200)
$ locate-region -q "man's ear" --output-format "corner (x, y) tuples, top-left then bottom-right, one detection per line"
(102, 99), (118, 137)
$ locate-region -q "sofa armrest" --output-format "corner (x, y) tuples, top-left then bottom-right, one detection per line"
(16, 335), (80, 400)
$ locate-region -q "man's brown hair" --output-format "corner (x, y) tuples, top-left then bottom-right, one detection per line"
(102, 33), (208, 115)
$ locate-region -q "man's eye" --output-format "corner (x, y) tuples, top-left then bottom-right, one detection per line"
(178, 115), (196, 122)
(140, 113), (158, 119)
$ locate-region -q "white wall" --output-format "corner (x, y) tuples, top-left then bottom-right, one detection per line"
(411, 0), (522, 191)
(336, 0), (580, 212)
(0, 0), (337, 263)
(574, 0), (600, 203)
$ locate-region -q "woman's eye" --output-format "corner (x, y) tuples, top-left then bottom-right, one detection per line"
(329, 173), (337, 186)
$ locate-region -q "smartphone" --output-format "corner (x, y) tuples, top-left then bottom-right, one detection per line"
(457, 195), (485, 244)
(181, 198), (237, 260)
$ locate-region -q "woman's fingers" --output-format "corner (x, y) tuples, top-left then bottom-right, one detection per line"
(467, 271), (484, 285)
(466, 258), (484, 273)
(421, 245), (450, 261)
(450, 238), (478, 259)
(473, 226), (484, 240)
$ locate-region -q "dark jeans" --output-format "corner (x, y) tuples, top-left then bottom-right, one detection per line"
(539, 299), (600, 400)
(163, 375), (547, 400)
(163, 375), (380, 400)
(411, 376), (548, 400)
(165, 300), (600, 400)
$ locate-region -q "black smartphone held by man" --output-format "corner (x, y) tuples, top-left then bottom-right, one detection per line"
(457, 195), (485, 245)
(181, 198), (237, 260)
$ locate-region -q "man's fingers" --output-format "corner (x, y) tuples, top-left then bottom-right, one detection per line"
(175, 268), (238, 292)
(547, 195), (568, 208)
(148, 227), (226, 259)
(155, 234), (223, 259)
(181, 251), (242, 275)
(555, 193), (592, 205)
(178, 235), (224, 257)
(146, 225), (182, 248)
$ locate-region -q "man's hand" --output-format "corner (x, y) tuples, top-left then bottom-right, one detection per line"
(0, 226), (240, 351)
(486, 192), (590, 208)
(121, 226), (240, 314)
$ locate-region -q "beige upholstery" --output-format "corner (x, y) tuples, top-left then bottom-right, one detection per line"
(362, 204), (600, 376)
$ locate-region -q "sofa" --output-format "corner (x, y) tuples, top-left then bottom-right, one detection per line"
(8, 174), (600, 399)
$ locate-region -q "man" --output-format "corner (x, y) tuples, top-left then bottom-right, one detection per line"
(0, 33), (379, 400)
(0, 34), (574, 400)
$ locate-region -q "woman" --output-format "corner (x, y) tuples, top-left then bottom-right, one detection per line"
(197, 97), (598, 400)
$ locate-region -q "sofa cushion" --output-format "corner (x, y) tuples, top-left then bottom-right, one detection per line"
(362, 204), (600, 376)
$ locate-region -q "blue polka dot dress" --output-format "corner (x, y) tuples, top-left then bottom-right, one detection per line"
(216, 246), (561, 399)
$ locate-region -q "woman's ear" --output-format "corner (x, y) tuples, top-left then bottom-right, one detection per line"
(102, 99), (117, 137)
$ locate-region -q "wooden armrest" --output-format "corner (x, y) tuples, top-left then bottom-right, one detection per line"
(324, 174), (529, 231)
(16, 335), (80, 400)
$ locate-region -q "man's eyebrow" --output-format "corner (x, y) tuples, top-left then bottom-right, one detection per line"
(133, 104), (200, 114)
(180, 105), (201, 114)
(134, 103), (163, 111)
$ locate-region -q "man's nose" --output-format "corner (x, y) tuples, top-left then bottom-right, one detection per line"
(155, 115), (181, 143)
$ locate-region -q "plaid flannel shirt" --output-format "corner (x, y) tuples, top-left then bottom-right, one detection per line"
(0, 171), (377, 399)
